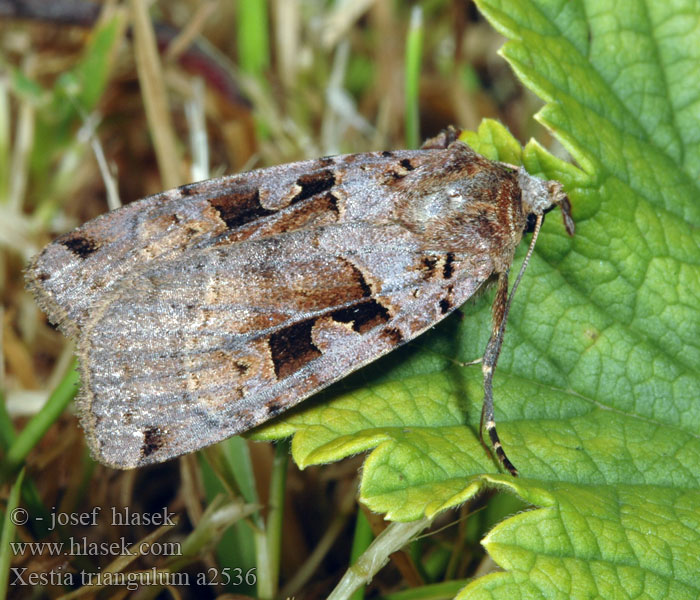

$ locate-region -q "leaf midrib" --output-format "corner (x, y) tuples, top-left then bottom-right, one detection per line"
(489, 365), (700, 446)
(638, 0), (686, 167)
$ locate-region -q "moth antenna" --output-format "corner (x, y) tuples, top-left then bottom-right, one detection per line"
(508, 212), (543, 310)
(479, 213), (544, 477)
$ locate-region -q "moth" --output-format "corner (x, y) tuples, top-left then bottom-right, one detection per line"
(27, 127), (573, 474)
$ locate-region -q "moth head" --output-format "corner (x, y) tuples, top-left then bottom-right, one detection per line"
(517, 168), (575, 236)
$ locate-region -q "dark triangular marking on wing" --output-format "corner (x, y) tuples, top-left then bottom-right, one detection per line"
(269, 320), (322, 379)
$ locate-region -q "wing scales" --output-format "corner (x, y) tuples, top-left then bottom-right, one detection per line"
(79, 222), (494, 466)
(27, 141), (514, 467)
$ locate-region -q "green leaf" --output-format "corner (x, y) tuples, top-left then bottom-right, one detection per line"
(257, 1), (700, 597)
(466, 478), (700, 599)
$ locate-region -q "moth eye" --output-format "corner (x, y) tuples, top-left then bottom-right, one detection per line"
(524, 213), (538, 233)
(525, 203), (557, 233)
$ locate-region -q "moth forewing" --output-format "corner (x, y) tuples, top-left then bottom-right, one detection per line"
(26, 129), (573, 473)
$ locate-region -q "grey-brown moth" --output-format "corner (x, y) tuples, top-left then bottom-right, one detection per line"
(26, 127), (574, 473)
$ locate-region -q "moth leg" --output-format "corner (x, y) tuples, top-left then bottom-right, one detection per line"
(480, 270), (519, 476)
(420, 125), (461, 149)
(455, 357), (482, 368)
